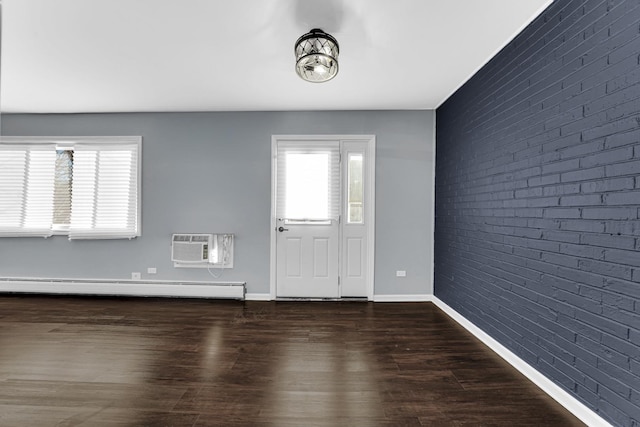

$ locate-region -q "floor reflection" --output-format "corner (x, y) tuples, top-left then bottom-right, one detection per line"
(265, 339), (382, 420)
(200, 323), (224, 381)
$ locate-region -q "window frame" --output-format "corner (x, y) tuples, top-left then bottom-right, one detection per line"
(0, 136), (142, 239)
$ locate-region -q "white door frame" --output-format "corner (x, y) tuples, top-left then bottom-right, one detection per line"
(270, 135), (376, 300)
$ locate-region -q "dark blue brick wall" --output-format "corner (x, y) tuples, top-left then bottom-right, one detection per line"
(435, 1), (640, 426)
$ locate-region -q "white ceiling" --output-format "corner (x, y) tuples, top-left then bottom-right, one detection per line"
(1, 0), (552, 113)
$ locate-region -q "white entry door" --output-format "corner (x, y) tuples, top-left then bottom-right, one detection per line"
(275, 140), (340, 298)
(271, 135), (375, 300)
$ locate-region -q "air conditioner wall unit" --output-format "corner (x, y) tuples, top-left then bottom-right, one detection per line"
(171, 233), (234, 268)
(172, 234), (214, 263)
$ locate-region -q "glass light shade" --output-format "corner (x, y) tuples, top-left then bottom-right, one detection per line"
(295, 29), (339, 83)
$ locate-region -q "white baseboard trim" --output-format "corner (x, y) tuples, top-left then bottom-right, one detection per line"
(245, 293), (272, 301)
(431, 296), (611, 427)
(246, 294), (435, 302)
(0, 278), (245, 300)
(373, 294), (434, 302)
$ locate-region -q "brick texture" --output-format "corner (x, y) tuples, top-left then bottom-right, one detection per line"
(435, 1), (640, 426)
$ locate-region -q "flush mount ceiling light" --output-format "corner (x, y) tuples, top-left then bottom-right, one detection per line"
(295, 28), (339, 83)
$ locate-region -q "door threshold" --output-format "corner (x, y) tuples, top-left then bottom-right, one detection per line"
(276, 297), (368, 302)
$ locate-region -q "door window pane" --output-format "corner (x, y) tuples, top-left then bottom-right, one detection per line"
(347, 153), (363, 223)
(285, 153), (330, 219)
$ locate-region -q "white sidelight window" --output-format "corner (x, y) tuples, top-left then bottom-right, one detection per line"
(0, 137), (141, 239)
(347, 153), (364, 224)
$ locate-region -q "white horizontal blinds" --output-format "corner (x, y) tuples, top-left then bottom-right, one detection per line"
(276, 141), (340, 220)
(69, 141), (140, 239)
(0, 143), (56, 237)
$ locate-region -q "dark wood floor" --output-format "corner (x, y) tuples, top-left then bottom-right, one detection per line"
(0, 296), (584, 427)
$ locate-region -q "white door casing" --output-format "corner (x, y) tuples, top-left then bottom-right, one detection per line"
(270, 135), (375, 300)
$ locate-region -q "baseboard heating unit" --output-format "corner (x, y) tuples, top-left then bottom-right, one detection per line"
(0, 278), (245, 300)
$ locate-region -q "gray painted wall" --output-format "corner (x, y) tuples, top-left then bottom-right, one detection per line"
(1, 110), (435, 296)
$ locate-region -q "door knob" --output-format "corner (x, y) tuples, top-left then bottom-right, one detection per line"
(278, 226), (289, 232)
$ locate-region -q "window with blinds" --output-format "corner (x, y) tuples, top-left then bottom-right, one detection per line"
(276, 141), (340, 221)
(0, 143), (57, 237)
(0, 137), (141, 239)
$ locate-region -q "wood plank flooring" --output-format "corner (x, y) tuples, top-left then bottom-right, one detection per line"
(0, 296), (584, 426)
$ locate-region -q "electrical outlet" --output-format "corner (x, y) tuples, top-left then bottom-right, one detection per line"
(147, 267), (157, 275)
(396, 270), (406, 277)
(131, 272), (141, 280)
